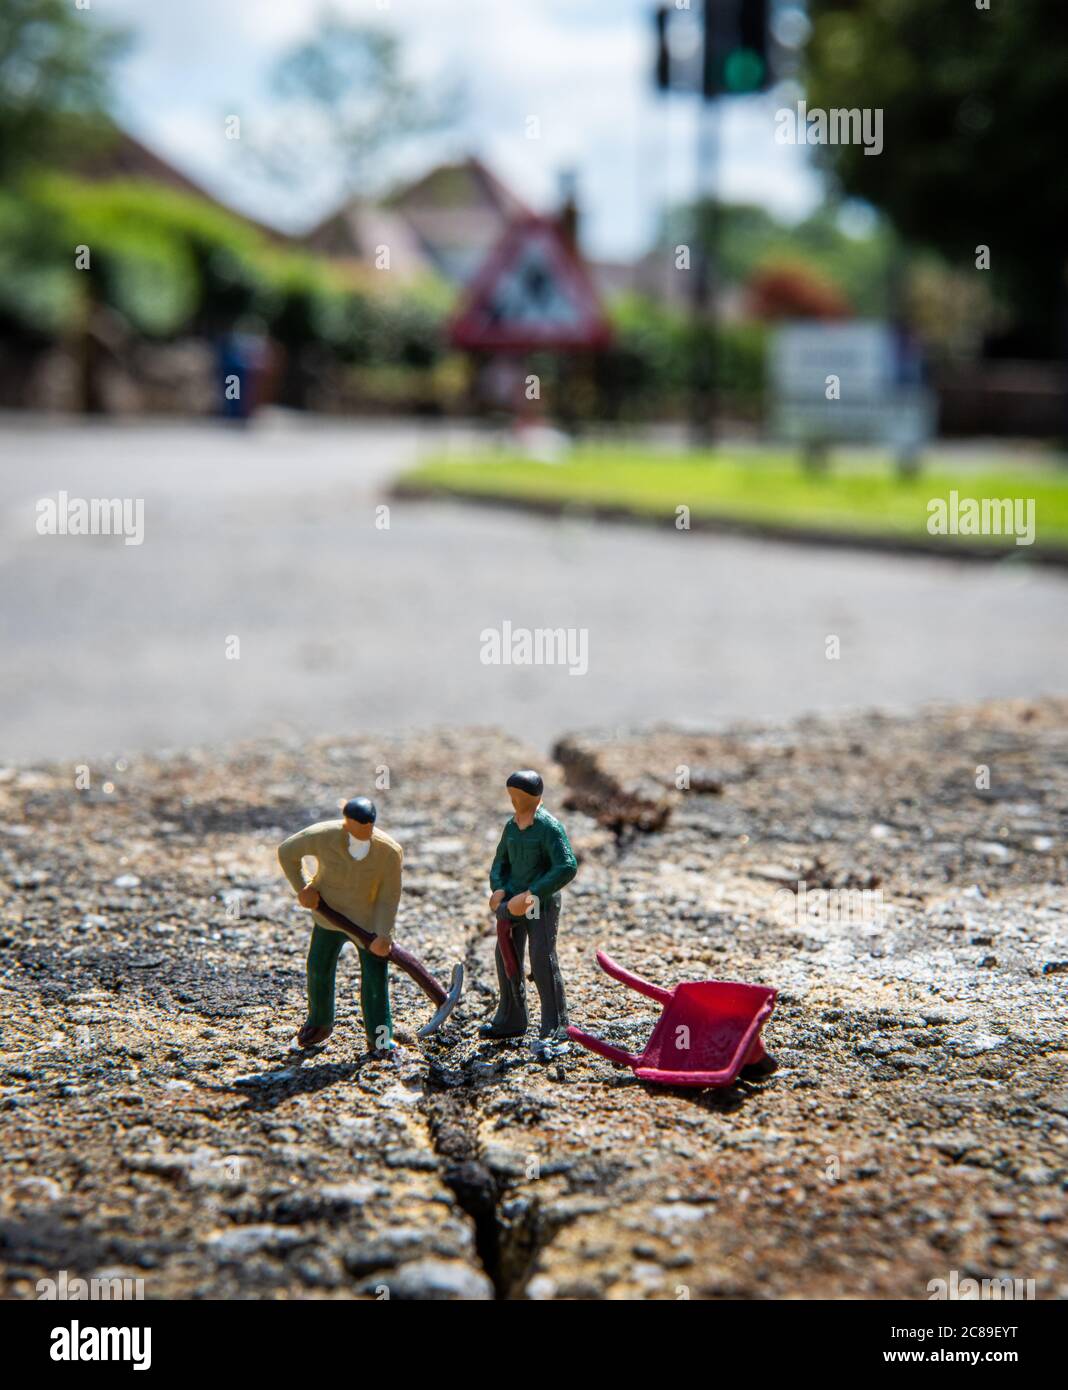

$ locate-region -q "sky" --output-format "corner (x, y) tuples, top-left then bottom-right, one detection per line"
(99, 0), (825, 261)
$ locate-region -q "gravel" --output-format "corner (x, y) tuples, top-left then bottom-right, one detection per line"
(0, 702), (1065, 1299)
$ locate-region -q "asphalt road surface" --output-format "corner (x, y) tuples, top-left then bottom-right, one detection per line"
(2, 414), (1067, 763)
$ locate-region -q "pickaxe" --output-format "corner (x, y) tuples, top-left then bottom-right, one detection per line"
(312, 895), (463, 1038)
(496, 905), (524, 1011)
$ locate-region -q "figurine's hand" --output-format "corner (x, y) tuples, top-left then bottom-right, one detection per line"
(507, 891), (534, 917)
(489, 889), (506, 912)
(369, 936), (391, 958)
(297, 885), (320, 910)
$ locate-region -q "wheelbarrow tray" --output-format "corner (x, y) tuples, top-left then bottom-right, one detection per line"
(567, 950), (776, 1087)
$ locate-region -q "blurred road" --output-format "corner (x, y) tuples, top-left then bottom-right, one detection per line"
(2, 414), (1067, 763)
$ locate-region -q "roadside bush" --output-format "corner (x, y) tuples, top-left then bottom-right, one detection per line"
(604, 295), (767, 418)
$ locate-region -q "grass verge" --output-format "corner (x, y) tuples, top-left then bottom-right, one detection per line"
(399, 447), (1068, 553)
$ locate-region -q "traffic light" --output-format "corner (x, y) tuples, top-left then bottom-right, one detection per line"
(732, 0), (770, 93)
(703, 0), (771, 98)
(654, 1), (772, 100)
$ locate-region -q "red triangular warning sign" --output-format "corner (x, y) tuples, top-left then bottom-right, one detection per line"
(449, 216), (612, 352)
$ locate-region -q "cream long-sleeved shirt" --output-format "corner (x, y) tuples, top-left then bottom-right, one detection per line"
(277, 820), (403, 943)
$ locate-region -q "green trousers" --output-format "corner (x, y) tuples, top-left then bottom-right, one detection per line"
(305, 925), (392, 1050)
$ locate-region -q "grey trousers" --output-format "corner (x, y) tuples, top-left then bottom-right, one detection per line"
(489, 894), (568, 1039)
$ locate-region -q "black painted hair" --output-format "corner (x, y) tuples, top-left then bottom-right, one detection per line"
(506, 770), (544, 798)
(342, 796), (377, 824)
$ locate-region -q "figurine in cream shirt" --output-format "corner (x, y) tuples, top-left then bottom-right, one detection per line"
(278, 796), (402, 1054)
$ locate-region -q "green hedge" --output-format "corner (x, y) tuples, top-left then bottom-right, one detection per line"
(0, 173), (454, 358)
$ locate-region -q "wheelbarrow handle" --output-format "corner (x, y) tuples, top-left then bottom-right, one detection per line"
(566, 1026), (640, 1069)
(596, 949), (673, 1005)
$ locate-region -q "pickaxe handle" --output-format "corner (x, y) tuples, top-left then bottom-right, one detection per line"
(496, 910), (520, 980)
(312, 896), (463, 1037)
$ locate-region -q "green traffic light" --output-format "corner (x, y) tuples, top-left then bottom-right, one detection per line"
(724, 48), (765, 93)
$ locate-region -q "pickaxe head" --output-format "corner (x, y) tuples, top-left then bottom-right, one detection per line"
(417, 963), (464, 1038)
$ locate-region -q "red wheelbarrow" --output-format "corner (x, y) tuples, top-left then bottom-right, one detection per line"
(567, 951), (777, 1087)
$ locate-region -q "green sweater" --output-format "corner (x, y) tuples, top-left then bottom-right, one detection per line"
(489, 806), (577, 908)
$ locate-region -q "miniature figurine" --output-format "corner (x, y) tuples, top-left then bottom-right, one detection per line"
(278, 796), (401, 1056)
(481, 770), (577, 1058)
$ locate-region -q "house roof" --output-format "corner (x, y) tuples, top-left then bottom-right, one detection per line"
(300, 156), (532, 285)
(387, 155), (531, 220)
(303, 200), (434, 280)
(64, 125), (288, 242)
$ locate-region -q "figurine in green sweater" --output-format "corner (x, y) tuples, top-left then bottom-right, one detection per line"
(481, 770), (577, 1058)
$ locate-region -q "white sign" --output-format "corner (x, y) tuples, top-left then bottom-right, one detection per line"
(769, 320), (935, 450)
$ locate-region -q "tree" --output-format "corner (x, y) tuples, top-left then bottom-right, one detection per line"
(657, 200), (896, 316)
(0, 0), (126, 178)
(745, 261), (852, 320)
(805, 0), (1068, 353)
(253, 9), (458, 203)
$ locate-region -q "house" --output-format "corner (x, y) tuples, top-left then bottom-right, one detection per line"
(303, 156), (534, 286)
(71, 130), (645, 306)
(302, 199), (434, 281)
(383, 156), (533, 285)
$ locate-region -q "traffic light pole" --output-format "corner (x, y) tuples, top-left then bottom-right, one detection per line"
(655, 0), (771, 449)
(691, 94), (721, 447)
